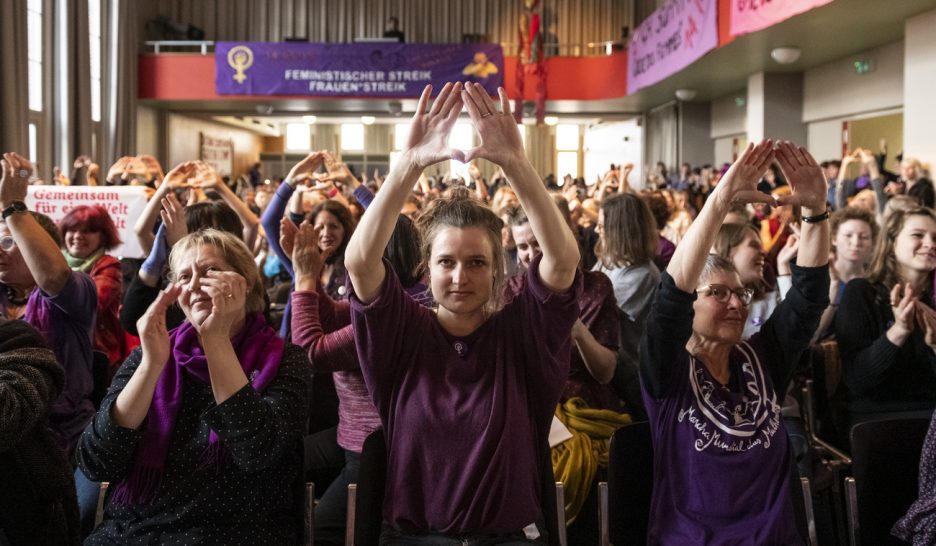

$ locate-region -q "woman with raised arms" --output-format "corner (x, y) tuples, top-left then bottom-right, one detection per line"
(344, 81), (582, 544)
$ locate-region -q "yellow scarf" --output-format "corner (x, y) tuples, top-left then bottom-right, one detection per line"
(551, 397), (631, 524)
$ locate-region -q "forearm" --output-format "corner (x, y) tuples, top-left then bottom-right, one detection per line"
(666, 191), (730, 291)
(572, 328), (616, 384)
(202, 337), (250, 405)
(218, 184), (260, 249)
(503, 158), (579, 287)
(260, 183), (295, 278)
(134, 183), (171, 255)
(795, 212), (830, 267)
(344, 155), (421, 299)
(111, 358), (162, 429)
(5, 212), (70, 295)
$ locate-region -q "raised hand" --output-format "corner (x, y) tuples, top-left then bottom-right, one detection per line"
(404, 82), (465, 170)
(162, 161), (198, 190)
(461, 83), (524, 168)
(915, 302), (936, 349)
(137, 154), (165, 182)
(293, 222), (332, 290)
(890, 283), (917, 338)
(322, 151), (359, 188)
(160, 191), (188, 247)
(286, 151), (325, 187)
(196, 270), (248, 339)
(136, 283), (182, 369)
(106, 157), (134, 182)
(712, 140), (775, 206)
(776, 229), (800, 275)
(774, 141), (827, 212)
(191, 162), (224, 191)
(279, 216), (299, 257)
(0, 152), (32, 207)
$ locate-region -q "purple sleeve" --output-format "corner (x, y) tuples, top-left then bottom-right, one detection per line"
(46, 272), (97, 328)
(348, 260), (427, 413)
(509, 254), (583, 399)
(353, 185), (375, 210)
(260, 183), (296, 278)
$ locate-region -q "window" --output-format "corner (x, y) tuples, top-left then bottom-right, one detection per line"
(28, 124), (38, 164)
(448, 122), (473, 180)
(393, 123), (411, 151)
(341, 123), (365, 151)
(285, 123), (311, 151)
(88, 0), (102, 122)
(555, 124), (580, 178)
(27, 0), (43, 112)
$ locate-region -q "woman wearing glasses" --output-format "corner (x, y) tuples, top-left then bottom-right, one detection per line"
(638, 141), (830, 544)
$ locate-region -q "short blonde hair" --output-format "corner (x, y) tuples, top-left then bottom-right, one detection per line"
(168, 229), (265, 314)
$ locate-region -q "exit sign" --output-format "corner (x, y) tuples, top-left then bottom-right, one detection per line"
(853, 59), (875, 75)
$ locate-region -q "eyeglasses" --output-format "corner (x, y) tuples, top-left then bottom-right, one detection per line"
(696, 284), (754, 306)
(0, 236), (14, 252)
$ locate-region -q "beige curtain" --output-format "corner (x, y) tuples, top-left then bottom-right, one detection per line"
(140, 0), (632, 53)
(53, 0), (93, 170)
(102, 0), (138, 167)
(0, 0), (29, 155)
(644, 102), (679, 179)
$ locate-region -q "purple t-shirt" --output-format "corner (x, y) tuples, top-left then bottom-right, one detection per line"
(349, 255), (582, 534)
(24, 271), (97, 450)
(639, 268), (829, 545)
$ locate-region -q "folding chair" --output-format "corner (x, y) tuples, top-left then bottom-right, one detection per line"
(605, 421), (653, 546)
(348, 430), (565, 546)
(844, 416), (931, 546)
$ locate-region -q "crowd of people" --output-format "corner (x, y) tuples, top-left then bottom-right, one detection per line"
(2, 81), (936, 545)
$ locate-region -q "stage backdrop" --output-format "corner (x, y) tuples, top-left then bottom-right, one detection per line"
(731, 0), (835, 37)
(26, 185), (149, 258)
(627, 0), (718, 95)
(215, 42), (504, 97)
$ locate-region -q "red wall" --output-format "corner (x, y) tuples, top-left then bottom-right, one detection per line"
(139, 53), (628, 102)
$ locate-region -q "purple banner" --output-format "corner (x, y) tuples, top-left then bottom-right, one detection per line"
(216, 42), (504, 97)
(627, 0), (719, 95)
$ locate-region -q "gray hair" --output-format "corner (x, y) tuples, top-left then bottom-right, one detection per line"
(698, 254), (739, 286)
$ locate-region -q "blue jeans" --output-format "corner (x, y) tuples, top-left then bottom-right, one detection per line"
(74, 468), (100, 538)
(314, 449), (362, 546)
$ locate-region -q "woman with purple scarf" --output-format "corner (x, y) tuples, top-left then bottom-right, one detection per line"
(77, 229), (310, 544)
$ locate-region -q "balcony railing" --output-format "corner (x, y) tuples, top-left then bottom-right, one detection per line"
(143, 39), (626, 57)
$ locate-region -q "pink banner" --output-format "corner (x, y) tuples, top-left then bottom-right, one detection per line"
(627, 0), (719, 95)
(731, 0), (834, 37)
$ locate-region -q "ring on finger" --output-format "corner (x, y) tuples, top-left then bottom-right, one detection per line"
(481, 112), (493, 118)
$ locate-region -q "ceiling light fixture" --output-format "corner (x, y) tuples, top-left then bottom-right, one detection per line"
(302, 115), (317, 124)
(361, 115), (376, 125)
(675, 89), (697, 101)
(770, 46), (801, 65)
(544, 116), (559, 126)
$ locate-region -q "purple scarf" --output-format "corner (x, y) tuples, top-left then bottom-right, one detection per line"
(111, 312), (284, 506)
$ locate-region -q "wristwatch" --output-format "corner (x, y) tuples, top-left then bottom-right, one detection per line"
(1, 200), (28, 220)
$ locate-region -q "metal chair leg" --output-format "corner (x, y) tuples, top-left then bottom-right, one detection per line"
(304, 482), (315, 546)
(94, 482), (109, 529)
(555, 482), (567, 546)
(345, 483), (357, 546)
(800, 477), (818, 546)
(845, 477), (859, 546)
(597, 481), (609, 546)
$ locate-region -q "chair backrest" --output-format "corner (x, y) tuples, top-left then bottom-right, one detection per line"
(90, 350), (111, 410)
(849, 417), (931, 546)
(352, 430), (563, 546)
(607, 421), (653, 546)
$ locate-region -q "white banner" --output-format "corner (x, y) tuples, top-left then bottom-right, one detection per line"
(26, 185), (150, 259)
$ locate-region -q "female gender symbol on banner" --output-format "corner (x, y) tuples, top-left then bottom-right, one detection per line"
(227, 45), (254, 84)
